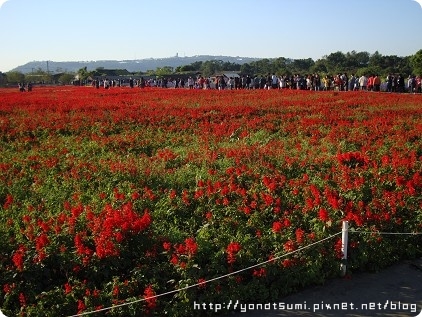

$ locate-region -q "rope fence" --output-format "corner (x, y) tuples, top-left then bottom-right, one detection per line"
(67, 221), (422, 317)
(340, 221), (422, 275)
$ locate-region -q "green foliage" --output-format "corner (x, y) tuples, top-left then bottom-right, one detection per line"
(410, 49), (422, 75)
(173, 50), (417, 77)
(76, 66), (91, 81)
(155, 66), (174, 76)
(5, 71), (25, 84)
(58, 73), (76, 85)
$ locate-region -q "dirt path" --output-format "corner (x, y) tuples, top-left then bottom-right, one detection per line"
(224, 258), (422, 317)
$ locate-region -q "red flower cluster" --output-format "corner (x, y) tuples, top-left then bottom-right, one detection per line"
(337, 151), (369, 168)
(163, 237), (198, 268)
(226, 242), (242, 264)
(143, 285), (157, 311)
(272, 218), (291, 233)
(89, 202), (152, 259)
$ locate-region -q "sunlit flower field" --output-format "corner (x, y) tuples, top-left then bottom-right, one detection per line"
(0, 86), (421, 316)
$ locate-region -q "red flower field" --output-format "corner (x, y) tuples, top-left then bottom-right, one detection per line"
(0, 86), (421, 316)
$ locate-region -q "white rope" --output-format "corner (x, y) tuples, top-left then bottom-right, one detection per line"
(67, 231), (342, 317)
(350, 231), (422, 235)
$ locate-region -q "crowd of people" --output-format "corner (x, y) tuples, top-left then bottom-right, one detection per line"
(68, 73), (422, 94)
(137, 73), (422, 93)
(180, 73), (422, 93)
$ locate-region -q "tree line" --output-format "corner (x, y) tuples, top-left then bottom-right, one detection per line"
(187, 49), (422, 78)
(1, 49), (421, 86)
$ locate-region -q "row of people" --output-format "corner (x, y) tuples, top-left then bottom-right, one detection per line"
(180, 74), (421, 92)
(88, 73), (422, 93)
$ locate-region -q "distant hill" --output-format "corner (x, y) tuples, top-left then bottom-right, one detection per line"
(12, 55), (263, 74)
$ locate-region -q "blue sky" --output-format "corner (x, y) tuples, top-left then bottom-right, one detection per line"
(0, 0), (421, 72)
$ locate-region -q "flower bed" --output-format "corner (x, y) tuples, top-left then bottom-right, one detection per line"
(0, 87), (421, 316)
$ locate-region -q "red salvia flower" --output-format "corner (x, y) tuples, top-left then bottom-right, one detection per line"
(77, 299), (86, 313)
(184, 237), (198, 256)
(12, 245), (26, 271)
(3, 194), (13, 209)
(162, 241), (172, 251)
(144, 285), (157, 310)
(19, 292), (26, 307)
(198, 278), (206, 289)
(64, 283), (72, 294)
(283, 240), (296, 253)
(295, 228), (305, 244)
(226, 242), (241, 264)
(272, 221), (283, 233)
(253, 267), (266, 277)
(318, 208), (330, 222)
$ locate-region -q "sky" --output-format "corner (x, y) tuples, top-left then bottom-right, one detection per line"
(0, 0), (421, 72)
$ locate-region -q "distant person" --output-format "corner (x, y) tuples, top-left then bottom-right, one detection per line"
(306, 75), (312, 90)
(396, 75), (405, 93)
(18, 83), (25, 92)
(323, 76), (331, 91)
(187, 76), (194, 89)
(386, 74), (393, 92)
(266, 73), (272, 89)
(359, 75), (368, 90)
(227, 77), (234, 90)
(348, 74), (356, 91)
(271, 73), (278, 89)
(341, 73), (348, 91)
(240, 75), (247, 89)
(104, 78), (110, 89)
(260, 76), (266, 89)
(279, 76), (286, 89)
(334, 74), (343, 91)
(373, 75), (381, 92)
(367, 75), (374, 91)
(408, 75), (417, 93)
(217, 76), (226, 90)
(139, 77), (146, 88)
(246, 75), (252, 89)
(27, 82), (32, 91)
(313, 74), (321, 91)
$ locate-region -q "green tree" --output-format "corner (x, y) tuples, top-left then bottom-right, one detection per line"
(240, 63), (254, 75)
(354, 51), (370, 67)
(221, 61), (241, 72)
(271, 57), (289, 75)
(155, 66), (174, 76)
(5, 71), (25, 85)
(291, 58), (315, 74)
(325, 51), (347, 74)
(368, 51), (384, 69)
(25, 69), (51, 84)
(410, 49), (422, 75)
(200, 60), (223, 77)
(76, 67), (92, 83)
(58, 73), (76, 85)
(175, 64), (195, 72)
(310, 59), (328, 75)
(247, 58), (272, 75)
(344, 51), (370, 71)
(356, 66), (383, 77)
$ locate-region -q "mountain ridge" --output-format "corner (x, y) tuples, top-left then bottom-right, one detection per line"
(12, 55), (264, 74)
